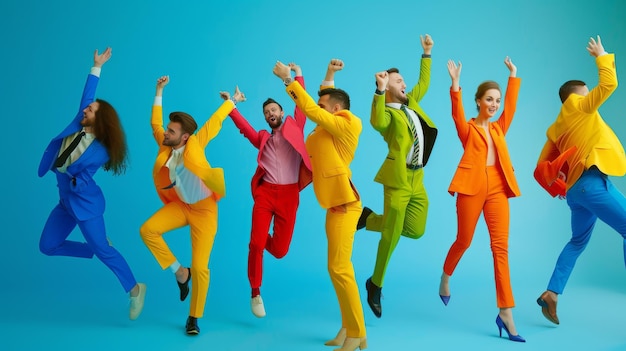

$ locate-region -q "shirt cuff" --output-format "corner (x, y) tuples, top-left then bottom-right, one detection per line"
(321, 80), (334, 86)
(90, 67), (102, 77)
(421, 54), (431, 58)
(154, 96), (163, 106)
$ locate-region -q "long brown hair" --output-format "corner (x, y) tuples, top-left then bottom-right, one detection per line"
(93, 99), (128, 175)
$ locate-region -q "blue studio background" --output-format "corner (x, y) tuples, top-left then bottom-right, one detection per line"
(1, 0), (626, 350)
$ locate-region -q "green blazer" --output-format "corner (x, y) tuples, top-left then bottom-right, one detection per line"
(371, 57), (438, 189)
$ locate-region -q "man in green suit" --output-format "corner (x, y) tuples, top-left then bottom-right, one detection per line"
(358, 34), (438, 318)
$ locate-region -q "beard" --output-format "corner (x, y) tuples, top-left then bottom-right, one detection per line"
(389, 89), (408, 105)
(396, 94), (408, 105)
(267, 117), (283, 129)
(80, 116), (94, 127)
(162, 136), (182, 147)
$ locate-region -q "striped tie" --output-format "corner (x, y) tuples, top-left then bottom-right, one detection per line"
(401, 105), (420, 166)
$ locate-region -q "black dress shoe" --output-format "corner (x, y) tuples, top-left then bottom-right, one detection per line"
(177, 267), (191, 301)
(185, 316), (200, 335)
(365, 277), (382, 318)
(357, 207), (373, 230)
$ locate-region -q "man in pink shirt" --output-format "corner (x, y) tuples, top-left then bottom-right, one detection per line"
(221, 63), (311, 318)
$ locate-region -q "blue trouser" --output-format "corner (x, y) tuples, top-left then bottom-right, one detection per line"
(547, 167), (626, 294)
(39, 199), (138, 292)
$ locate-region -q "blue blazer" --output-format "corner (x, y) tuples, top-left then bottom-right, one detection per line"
(38, 73), (109, 221)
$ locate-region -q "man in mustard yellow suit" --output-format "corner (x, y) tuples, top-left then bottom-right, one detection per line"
(140, 75), (242, 335)
(536, 36), (626, 326)
(273, 59), (367, 351)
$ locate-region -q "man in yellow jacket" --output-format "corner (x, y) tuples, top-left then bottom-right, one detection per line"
(536, 36), (626, 326)
(273, 59), (367, 351)
(140, 75), (242, 335)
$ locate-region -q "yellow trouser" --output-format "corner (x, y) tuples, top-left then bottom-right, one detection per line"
(140, 196), (217, 318)
(326, 200), (366, 338)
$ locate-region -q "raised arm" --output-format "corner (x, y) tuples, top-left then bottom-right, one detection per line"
(289, 62), (307, 128)
(195, 89), (237, 147)
(498, 57), (521, 134)
(221, 87), (263, 148)
(447, 60), (470, 141)
(274, 60), (356, 138)
(370, 71), (391, 131)
(447, 59), (461, 92)
(421, 33), (433, 56)
(78, 47), (111, 113)
(151, 75), (169, 145)
(579, 35), (618, 113)
(323, 58), (344, 85)
(407, 35), (433, 102)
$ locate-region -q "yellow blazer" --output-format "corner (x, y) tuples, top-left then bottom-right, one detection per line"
(285, 80), (362, 209)
(151, 100), (234, 204)
(448, 77), (521, 197)
(538, 53), (625, 189)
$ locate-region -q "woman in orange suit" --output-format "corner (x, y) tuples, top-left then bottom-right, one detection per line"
(438, 57), (524, 342)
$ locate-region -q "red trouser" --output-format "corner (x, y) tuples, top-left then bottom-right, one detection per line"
(248, 182), (299, 293)
(443, 166), (515, 308)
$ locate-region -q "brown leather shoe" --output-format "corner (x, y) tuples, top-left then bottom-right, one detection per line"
(536, 291), (560, 325)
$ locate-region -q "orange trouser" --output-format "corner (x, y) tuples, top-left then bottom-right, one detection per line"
(443, 166), (515, 308)
(140, 196), (217, 318)
(326, 201), (366, 338)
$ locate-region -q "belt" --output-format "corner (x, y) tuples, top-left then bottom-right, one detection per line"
(406, 164), (423, 170)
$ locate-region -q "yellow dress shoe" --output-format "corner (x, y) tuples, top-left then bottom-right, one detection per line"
(334, 337), (367, 351)
(324, 327), (346, 346)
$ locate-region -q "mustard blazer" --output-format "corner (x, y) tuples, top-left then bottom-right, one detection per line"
(371, 56), (438, 189)
(284, 80), (362, 209)
(538, 53), (625, 189)
(150, 100), (234, 204)
(448, 77), (521, 198)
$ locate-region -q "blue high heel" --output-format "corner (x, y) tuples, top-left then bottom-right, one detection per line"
(439, 295), (450, 306)
(495, 315), (525, 342)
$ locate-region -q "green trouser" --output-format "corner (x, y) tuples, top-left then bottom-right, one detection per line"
(366, 168), (428, 287)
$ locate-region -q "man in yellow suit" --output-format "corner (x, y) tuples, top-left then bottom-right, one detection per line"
(536, 36), (626, 326)
(273, 59), (367, 351)
(140, 75), (243, 335)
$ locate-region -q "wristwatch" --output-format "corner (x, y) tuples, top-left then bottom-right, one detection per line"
(283, 77), (293, 86)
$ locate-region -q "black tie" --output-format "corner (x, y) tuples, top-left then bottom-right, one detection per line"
(55, 131), (85, 168)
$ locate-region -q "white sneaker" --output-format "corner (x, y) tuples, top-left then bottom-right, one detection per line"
(129, 283), (146, 320)
(251, 295), (266, 318)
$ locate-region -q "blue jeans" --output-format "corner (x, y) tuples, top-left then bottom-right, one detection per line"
(547, 167), (626, 294)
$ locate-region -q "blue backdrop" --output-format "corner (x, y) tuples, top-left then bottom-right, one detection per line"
(2, 0), (625, 350)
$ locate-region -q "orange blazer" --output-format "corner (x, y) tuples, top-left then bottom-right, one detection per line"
(448, 77), (521, 197)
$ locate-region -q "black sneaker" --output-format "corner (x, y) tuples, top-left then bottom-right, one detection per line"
(185, 316), (200, 335)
